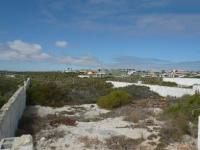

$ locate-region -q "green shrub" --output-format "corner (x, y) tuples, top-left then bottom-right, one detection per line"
(27, 82), (70, 106)
(159, 94), (200, 144)
(160, 81), (177, 87)
(118, 85), (161, 99)
(97, 90), (132, 109)
(0, 92), (7, 108)
(0, 76), (22, 108)
(27, 79), (113, 107)
(163, 95), (200, 122)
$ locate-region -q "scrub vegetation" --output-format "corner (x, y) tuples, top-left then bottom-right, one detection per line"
(12, 71), (199, 149)
(159, 95), (200, 147)
(97, 90), (132, 109)
(27, 78), (113, 107)
(0, 76), (23, 108)
(24, 72), (161, 107)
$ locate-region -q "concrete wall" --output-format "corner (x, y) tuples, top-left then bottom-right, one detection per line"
(198, 116), (200, 150)
(0, 78), (30, 140)
(107, 81), (195, 97)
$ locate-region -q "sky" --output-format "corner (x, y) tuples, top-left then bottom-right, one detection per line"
(0, 0), (200, 71)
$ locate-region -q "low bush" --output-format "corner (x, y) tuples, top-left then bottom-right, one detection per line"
(78, 136), (102, 148)
(0, 76), (23, 108)
(118, 85), (161, 99)
(106, 136), (143, 150)
(27, 79), (113, 107)
(50, 116), (77, 127)
(27, 81), (70, 106)
(163, 95), (200, 123)
(159, 94), (200, 145)
(0, 93), (7, 108)
(97, 90), (132, 109)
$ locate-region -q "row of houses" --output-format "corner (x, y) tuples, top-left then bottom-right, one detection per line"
(64, 68), (200, 78)
(163, 70), (200, 78)
(64, 68), (106, 78)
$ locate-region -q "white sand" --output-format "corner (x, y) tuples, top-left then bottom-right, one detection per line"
(36, 117), (159, 150)
(27, 104), (162, 150)
(107, 81), (195, 97)
(25, 104), (109, 118)
(163, 78), (200, 86)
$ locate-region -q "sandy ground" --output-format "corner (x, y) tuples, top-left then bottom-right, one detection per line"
(23, 104), (164, 150)
(107, 81), (195, 97)
(21, 103), (197, 150)
(163, 78), (200, 87)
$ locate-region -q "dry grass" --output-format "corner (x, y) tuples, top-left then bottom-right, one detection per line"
(45, 130), (65, 140)
(147, 134), (158, 140)
(78, 136), (103, 148)
(49, 116), (77, 127)
(106, 136), (143, 150)
(124, 110), (149, 123)
(17, 113), (77, 136)
(104, 99), (166, 124)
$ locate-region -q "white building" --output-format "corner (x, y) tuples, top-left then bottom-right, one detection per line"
(127, 70), (136, 76)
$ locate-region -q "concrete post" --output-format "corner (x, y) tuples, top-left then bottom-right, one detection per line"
(198, 116), (200, 150)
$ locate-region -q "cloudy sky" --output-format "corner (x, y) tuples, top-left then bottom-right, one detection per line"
(0, 0), (200, 71)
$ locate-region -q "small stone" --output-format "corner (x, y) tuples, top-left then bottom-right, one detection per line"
(40, 137), (45, 141)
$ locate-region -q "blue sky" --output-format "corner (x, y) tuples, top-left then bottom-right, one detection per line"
(0, 0), (200, 71)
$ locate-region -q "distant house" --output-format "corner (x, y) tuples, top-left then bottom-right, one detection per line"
(169, 70), (188, 78)
(127, 69), (136, 76)
(5, 74), (15, 78)
(140, 71), (161, 78)
(78, 69), (106, 78)
(87, 71), (97, 75)
(96, 70), (106, 78)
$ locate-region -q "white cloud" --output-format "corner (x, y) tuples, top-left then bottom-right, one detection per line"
(55, 40), (68, 48)
(59, 55), (101, 67)
(0, 40), (102, 68)
(0, 40), (51, 61)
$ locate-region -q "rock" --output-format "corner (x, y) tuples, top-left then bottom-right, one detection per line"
(40, 137), (45, 141)
(177, 144), (190, 150)
(13, 135), (33, 150)
(182, 135), (197, 148)
(90, 104), (95, 108)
